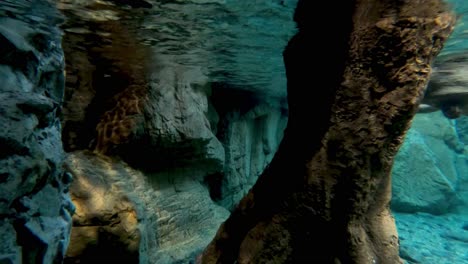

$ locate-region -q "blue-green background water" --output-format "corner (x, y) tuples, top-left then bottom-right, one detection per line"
(0, 0), (467, 263)
(391, 1), (468, 263)
(441, 0), (468, 55)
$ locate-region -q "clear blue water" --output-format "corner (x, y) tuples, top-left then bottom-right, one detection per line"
(441, 0), (468, 56)
(393, 2), (468, 263)
(0, 0), (467, 263)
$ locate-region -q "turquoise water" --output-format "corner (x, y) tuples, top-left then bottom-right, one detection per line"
(392, 1), (468, 263)
(0, 0), (467, 263)
(58, 0), (297, 98)
(392, 111), (468, 263)
(442, 0), (468, 56)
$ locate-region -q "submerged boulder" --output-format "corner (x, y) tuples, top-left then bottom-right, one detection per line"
(392, 112), (466, 214)
(64, 151), (230, 263)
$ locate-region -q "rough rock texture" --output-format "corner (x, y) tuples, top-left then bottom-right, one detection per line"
(59, 5), (151, 154)
(59, 0), (225, 171)
(456, 116), (468, 144)
(64, 151), (229, 263)
(57, 1), (292, 261)
(58, 4), (231, 262)
(0, 2), (73, 263)
(211, 94), (288, 210)
(392, 112), (467, 214)
(134, 65), (225, 172)
(199, 0), (455, 263)
(64, 152), (140, 264)
(62, 52), (229, 263)
(395, 212), (468, 264)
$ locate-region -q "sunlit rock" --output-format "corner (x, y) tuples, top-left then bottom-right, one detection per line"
(65, 151), (229, 263)
(65, 152), (140, 263)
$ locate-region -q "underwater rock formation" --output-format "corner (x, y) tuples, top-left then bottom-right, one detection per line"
(392, 112), (468, 263)
(58, 1), (236, 262)
(61, 30), (229, 264)
(210, 88), (288, 210)
(64, 150), (230, 263)
(0, 2), (73, 263)
(64, 152), (140, 263)
(58, 1), (291, 262)
(392, 112), (466, 214)
(199, 0), (455, 263)
(0, 0), (461, 263)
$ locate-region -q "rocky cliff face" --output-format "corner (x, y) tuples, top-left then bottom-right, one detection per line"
(55, 0), (292, 262)
(0, 0), (465, 263)
(0, 1), (73, 263)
